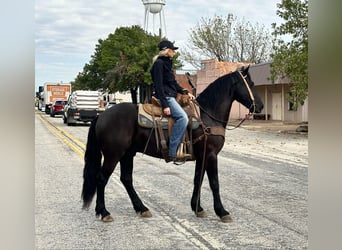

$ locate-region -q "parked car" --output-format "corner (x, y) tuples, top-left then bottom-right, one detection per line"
(50, 100), (67, 117)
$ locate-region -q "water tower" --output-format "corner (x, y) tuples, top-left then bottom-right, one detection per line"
(142, 0), (167, 37)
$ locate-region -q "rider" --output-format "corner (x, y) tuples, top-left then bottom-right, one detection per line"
(150, 40), (194, 162)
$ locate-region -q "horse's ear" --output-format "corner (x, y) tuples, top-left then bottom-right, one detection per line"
(243, 64), (250, 73)
(236, 66), (243, 72)
(237, 64), (250, 73)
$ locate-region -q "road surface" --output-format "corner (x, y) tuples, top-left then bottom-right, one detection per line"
(35, 111), (308, 249)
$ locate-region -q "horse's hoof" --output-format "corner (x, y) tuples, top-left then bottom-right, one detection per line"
(141, 210), (152, 218)
(220, 214), (233, 223)
(195, 210), (207, 218)
(101, 215), (114, 222)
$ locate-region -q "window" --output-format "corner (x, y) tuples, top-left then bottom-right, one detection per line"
(200, 63), (206, 70)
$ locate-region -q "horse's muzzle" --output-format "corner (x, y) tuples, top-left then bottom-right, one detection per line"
(250, 102), (263, 113)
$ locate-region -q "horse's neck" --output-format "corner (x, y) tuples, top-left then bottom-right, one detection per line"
(197, 74), (238, 127)
(197, 96), (233, 127)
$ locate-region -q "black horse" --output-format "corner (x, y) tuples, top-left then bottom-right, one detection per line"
(82, 65), (263, 222)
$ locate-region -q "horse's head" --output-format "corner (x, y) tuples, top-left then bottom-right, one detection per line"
(234, 65), (263, 113)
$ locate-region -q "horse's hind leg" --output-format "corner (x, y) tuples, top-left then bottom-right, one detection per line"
(95, 157), (118, 222)
(120, 152), (152, 217)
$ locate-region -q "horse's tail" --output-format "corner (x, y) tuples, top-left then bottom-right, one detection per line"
(81, 116), (101, 209)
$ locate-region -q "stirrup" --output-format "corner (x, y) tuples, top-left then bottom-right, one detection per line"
(176, 143), (191, 159)
(173, 153), (192, 164)
(165, 153), (191, 164)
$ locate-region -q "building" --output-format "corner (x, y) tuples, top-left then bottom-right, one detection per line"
(192, 59), (308, 122)
(249, 62), (308, 122)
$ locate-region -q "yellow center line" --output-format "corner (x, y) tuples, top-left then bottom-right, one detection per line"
(54, 125), (86, 149)
(37, 113), (85, 159)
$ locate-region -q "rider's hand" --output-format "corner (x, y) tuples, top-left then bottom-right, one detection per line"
(163, 107), (171, 116)
(188, 93), (195, 100)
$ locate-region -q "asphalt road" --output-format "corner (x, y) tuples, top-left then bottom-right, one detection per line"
(35, 111), (308, 249)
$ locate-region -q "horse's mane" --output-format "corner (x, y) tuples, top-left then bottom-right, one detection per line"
(196, 71), (239, 108)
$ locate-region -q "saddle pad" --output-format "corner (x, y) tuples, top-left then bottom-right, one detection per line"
(138, 104), (168, 129)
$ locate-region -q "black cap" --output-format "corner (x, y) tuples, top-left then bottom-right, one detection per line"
(158, 40), (178, 51)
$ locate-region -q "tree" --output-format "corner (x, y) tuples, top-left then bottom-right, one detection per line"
(270, 0), (308, 107)
(181, 14), (272, 68)
(231, 18), (272, 63)
(72, 39), (108, 91)
(73, 25), (168, 103)
(99, 26), (160, 103)
(72, 61), (102, 91)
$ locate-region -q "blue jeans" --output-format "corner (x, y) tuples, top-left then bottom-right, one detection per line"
(166, 97), (188, 158)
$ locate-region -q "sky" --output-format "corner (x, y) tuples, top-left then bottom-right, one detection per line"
(35, 0), (284, 91)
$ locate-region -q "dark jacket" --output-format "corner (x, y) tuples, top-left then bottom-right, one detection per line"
(150, 56), (188, 109)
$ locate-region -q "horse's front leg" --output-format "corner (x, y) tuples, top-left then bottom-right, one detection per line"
(120, 153), (151, 218)
(191, 158), (207, 218)
(205, 153), (232, 223)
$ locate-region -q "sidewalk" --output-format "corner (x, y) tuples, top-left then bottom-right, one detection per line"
(228, 119), (308, 135)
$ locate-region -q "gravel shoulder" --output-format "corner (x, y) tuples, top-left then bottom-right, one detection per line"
(225, 119), (308, 168)
(235, 119), (308, 135)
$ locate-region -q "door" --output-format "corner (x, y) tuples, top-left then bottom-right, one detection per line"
(272, 93), (282, 120)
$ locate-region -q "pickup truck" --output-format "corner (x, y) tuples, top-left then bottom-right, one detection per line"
(63, 90), (105, 126)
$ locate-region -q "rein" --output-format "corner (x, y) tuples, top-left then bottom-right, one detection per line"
(193, 70), (257, 131)
(191, 70), (256, 214)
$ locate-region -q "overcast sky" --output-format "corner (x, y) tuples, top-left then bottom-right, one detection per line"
(35, 0), (283, 90)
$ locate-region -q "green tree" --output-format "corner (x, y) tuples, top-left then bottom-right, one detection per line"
(73, 25), (172, 103)
(72, 38), (107, 91)
(72, 61), (102, 91)
(270, 0), (308, 107)
(182, 14), (272, 68)
(100, 26), (160, 103)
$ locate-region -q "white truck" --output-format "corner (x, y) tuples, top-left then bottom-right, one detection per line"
(40, 82), (72, 114)
(63, 90), (105, 126)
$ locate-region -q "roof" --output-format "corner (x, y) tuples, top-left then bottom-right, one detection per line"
(249, 62), (290, 85)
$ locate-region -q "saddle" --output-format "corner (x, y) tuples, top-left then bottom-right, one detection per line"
(138, 95), (200, 130)
(137, 95), (201, 163)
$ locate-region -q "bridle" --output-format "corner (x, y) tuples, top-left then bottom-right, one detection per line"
(224, 70), (256, 130)
(237, 70), (256, 114)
